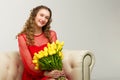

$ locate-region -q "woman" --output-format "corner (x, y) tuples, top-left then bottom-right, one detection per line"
(17, 5), (67, 80)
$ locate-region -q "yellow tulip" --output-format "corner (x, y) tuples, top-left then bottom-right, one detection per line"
(34, 53), (38, 57)
(58, 52), (64, 59)
(60, 41), (64, 46)
(47, 43), (51, 48)
(52, 50), (56, 55)
(32, 60), (38, 64)
(48, 50), (54, 55)
(33, 55), (38, 60)
(44, 47), (48, 52)
(51, 42), (55, 45)
(61, 54), (64, 59)
(36, 63), (39, 68)
(58, 45), (62, 51)
(38, 50), (43, 54)
(56, 40), (60, 44)
(59, 52), (62, 57)
(48, 46), (51, 51)
(44, 51), (48, 57)
(40, 53), (44, 59)
(51, 43), (57, 50)
(35, 66), (39, 70)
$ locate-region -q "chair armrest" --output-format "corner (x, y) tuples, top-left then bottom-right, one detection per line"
(62, 50), (95, 80)
(0, 51), (23, 80)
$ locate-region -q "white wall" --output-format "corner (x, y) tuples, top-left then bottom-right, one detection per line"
(0, 0), (120, 79)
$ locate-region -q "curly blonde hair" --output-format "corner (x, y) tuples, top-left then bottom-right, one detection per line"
(17, 5), (52, 45)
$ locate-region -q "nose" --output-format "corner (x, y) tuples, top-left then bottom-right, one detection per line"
(41, 17), (46, 21)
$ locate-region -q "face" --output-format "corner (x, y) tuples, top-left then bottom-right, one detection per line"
(34, 8), (50, 28)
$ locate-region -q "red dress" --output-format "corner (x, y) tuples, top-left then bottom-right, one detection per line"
(17, 30), (57, 80)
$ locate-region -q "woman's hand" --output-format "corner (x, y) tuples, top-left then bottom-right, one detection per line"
(44, 70), (65, 78)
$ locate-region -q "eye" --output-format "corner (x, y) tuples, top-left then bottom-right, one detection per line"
(45, 16), (49, 20)
(40, 14), (44, 17)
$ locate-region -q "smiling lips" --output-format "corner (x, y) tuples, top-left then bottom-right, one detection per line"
(40, 20), (45, 25)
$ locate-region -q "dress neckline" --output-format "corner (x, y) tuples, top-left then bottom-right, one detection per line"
(31, 44), (47, 47)
(34, 32), (43, 37)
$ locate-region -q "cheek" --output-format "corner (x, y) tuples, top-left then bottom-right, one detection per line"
(46, 19), (50, 23)
(35, 16), (38, 21)
(35, 15), (41, 20)
(44, 19), (48, 24)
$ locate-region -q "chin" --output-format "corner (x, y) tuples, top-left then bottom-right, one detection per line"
(37, 24), (44, 28)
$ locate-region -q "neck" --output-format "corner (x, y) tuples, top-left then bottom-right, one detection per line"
(34, 27), (43, 35)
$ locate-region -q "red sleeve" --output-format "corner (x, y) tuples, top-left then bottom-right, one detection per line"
(50, 30), (57, 42)
(17, 34), (43, 76)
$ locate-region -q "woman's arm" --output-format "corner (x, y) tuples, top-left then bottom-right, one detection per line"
(50, 30), (57, 42)
(17, 35), (43, 76)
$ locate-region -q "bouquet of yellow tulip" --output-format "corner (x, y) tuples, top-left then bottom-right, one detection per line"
(32, 40), (64, 71)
